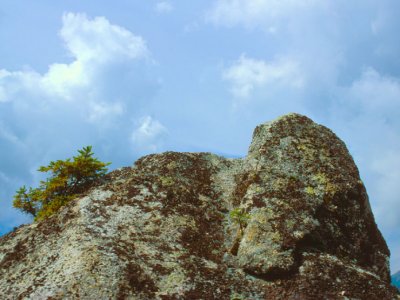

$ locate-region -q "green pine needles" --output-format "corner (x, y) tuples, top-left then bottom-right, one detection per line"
(13, 146), (110, 221)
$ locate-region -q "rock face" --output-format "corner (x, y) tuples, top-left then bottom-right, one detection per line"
(0, 113), (398, 299)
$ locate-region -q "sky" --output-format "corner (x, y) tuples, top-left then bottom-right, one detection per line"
(0, 0), (399, 273)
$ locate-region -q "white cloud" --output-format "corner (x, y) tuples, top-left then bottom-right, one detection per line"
(0, 69), (42, 102)
(223, 54), (304, 98)
(39, 61), (87, 99)
(87, 101), (124, 124)
(155, 2), (174, 14)
(207, 0), (320, 28)
(131, 116), (168, 153)
(0, 13), (150, 103)
(61, 13), (148, 63)
(347, 68), (400, 117)
(0, 12), (151, 115)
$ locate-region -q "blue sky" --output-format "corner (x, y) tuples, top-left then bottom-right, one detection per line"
(0, 0), (399, 273)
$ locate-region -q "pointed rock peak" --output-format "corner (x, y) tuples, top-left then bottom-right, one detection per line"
(247, 113), (359, 179)
(249, 113), (318, 157)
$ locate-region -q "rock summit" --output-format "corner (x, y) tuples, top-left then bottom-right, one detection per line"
(1, 113), (398, 299)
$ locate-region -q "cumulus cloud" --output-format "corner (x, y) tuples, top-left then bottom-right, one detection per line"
(131, 116), (168, 153)
(0, 13), (151, 107)
(223, 55), (304, 98)
(61, 13), (148, 63)
(155, 2), (174, 14)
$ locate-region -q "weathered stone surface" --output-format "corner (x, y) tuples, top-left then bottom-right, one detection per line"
(0, 113), (398, 299)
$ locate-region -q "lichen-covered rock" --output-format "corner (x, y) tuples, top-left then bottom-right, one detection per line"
(0, 113), (398, 299)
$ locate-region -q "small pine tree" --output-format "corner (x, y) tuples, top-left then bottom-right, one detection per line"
(13, 146), (110, 221)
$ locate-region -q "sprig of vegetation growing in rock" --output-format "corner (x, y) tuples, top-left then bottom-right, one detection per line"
(230, 292), (246, 300)
(13, 146), (110, 221)
(228, 208), (251, 256)
(229, 208), (251, 232)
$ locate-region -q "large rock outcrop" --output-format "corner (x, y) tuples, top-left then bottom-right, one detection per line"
(0, 113), (398, 299)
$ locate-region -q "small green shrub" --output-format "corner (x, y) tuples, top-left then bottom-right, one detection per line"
(13, 146), (110, 221)
(160, 176), (175, 187)
(229, 208), (251, 232)
(230, 292), (245, 300)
